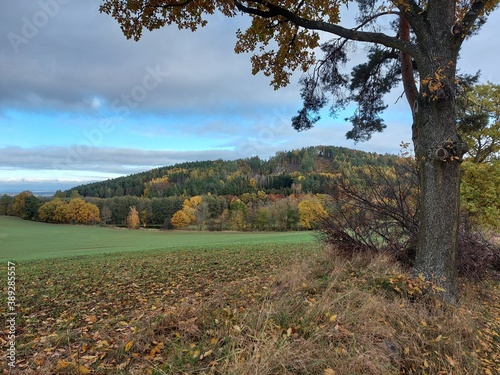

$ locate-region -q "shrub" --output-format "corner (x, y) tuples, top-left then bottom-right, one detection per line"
(317, 160), (500, 279)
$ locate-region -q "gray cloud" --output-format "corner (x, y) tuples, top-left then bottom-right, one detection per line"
(1, 1), (296, 118)
(0, 145), (241, 175)
(2, 1), (499, 116)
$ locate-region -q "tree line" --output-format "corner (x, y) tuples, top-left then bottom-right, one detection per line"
(1, 143), (497, 232)
(0, 190), (330, 231)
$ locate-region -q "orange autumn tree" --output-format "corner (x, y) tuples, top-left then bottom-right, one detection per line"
(127, 206), (141, 229)
(100, 0), (499, 302)
(67, 198), (100, 224)
(170, 196), (201, 229)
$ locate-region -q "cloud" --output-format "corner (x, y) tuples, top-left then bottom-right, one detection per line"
(0, 146), (239, 175)
(0, 1), (298, 118)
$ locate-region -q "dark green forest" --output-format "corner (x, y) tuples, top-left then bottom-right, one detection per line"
(66, 146), (397, 198)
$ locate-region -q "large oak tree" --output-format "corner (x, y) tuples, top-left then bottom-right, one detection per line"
(100, 0), (499, 302)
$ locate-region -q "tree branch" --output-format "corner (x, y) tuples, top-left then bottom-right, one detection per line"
(399, 14), (419, 114)
(353, 11), (401, 32)
(233, 0), (419, 56)
(460, 0), (489, 38)
(147, 0), (196, 8)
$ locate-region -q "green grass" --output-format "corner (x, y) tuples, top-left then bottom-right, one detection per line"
(0, 216), (314, 261)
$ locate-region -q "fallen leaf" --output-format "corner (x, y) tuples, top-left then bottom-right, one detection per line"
(55, 360), (72, 371)
(200, 349), (213, 360)
(445, 354), (455, 367)
(148, 342), (164, 357)
(117, 359), (130, 370)
(124, 340), (134, 352)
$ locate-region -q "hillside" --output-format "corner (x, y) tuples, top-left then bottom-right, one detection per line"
(67, 145), (397, 199)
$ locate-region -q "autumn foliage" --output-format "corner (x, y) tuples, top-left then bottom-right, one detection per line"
(38, 198), (100, 225)
(126, 206), (141, 229)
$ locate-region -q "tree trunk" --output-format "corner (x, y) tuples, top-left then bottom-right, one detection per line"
(412, 53), (467, 303)
(414, 152), (461, 302)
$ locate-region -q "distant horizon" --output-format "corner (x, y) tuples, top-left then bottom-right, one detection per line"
(0, 182), (91, 196)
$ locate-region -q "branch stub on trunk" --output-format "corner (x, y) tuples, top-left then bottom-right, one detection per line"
(430, 140), (469, 162)
(451, 24), (463, 37)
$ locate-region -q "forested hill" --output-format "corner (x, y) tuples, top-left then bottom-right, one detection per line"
(68, 146), (398, 198)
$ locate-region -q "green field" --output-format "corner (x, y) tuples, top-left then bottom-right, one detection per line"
(0, 216), (314, 261)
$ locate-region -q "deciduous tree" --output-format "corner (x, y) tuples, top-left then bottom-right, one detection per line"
(38, 199), (69, 223)
(298, 195), (328, 229)
(13, 191), (40, 220)
(126, 206), (141, 229)
(67, 198), (100, 224)
(170, 209), (192, 229)
(100, 0), (500, 301)
(460, 160), (500, 229)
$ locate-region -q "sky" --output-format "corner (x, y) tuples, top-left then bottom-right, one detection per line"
(1, 1), (499, 195)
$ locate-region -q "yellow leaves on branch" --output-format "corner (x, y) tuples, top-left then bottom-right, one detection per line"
(232, 0), (347, 88)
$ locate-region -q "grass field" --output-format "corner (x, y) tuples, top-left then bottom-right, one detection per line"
(0, 216), (314, 261)
(0, 216), (498, 374)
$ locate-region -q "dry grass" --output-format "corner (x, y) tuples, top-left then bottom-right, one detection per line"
(212, 250), (494, 375)
(3, 243), (498, 374)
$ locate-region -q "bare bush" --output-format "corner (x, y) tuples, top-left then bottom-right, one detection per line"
(318, 160), (500, 279)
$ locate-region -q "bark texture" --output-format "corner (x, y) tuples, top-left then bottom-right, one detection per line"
(410, 3), (467, 303)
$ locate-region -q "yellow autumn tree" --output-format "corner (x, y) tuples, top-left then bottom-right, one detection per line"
(66, 198), (100, 224)
(170, 209), (192, 229)
(126, 206), (141, 229)
(183, 196), (202, 209)
(298, 195), (328, 229)
(38, 199), (69, 223)
(171, 196), (202, 228)
(143, 176), (170, 198)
